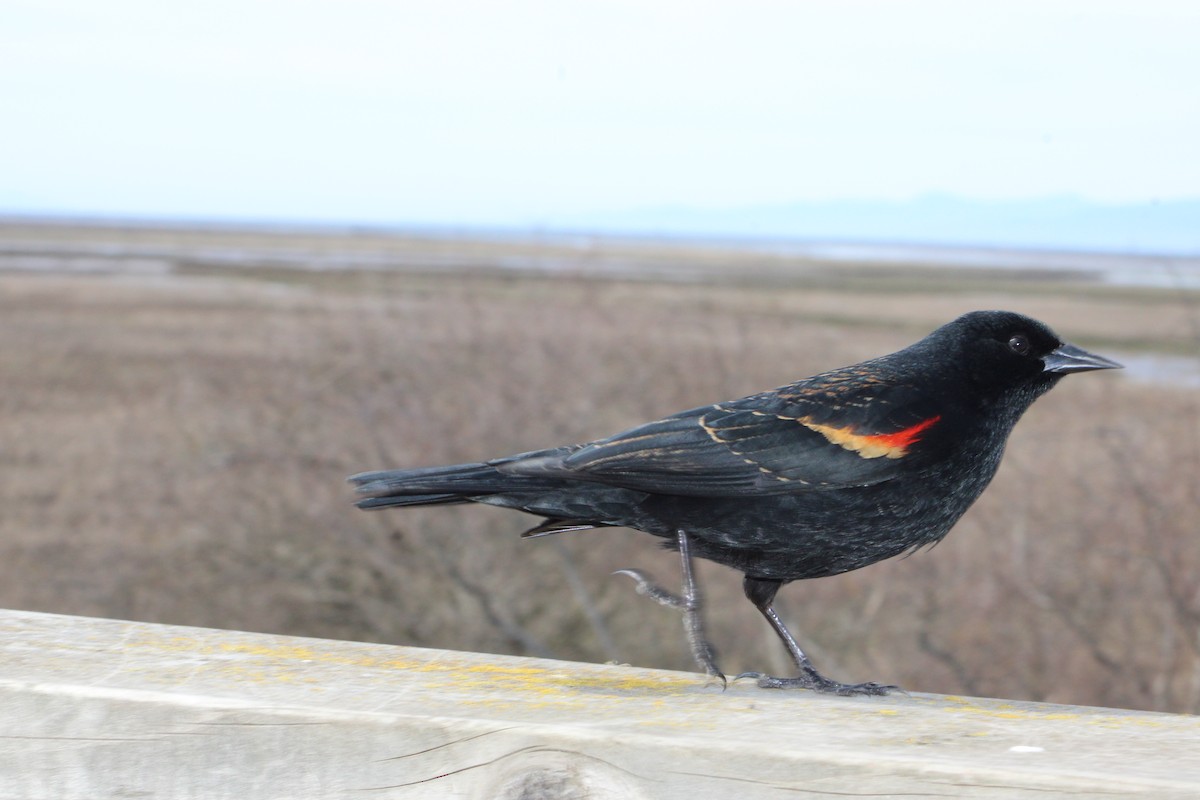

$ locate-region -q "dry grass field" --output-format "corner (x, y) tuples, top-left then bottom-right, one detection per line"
(2, 221), (1198, 713)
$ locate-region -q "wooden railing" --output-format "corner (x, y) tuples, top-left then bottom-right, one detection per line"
(1, 609), (1197, 798)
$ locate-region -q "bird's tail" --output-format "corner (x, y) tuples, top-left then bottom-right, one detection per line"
(348, 462), (562, 510)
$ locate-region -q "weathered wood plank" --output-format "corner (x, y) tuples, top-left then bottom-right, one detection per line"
(0, 609), (1196, 798)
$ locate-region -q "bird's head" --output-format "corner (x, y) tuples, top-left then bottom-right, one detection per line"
(929, 310), (1122, 407)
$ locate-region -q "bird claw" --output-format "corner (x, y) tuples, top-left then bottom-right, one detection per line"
(612, 568), (687, 609)
(734, 671), (898, 696)
(614, 568), (724, 687)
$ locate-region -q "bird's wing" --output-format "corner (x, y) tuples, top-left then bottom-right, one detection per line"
(499, 367), (949, 496)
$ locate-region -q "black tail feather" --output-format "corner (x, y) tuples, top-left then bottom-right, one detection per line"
(354, 493), (470, 510)
(348, 461), (567, 510)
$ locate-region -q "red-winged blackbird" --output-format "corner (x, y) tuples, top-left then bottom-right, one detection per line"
(350, 310), (1121, 694)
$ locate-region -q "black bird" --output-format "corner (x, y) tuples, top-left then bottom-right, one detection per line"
(349, 310), (1121, 694)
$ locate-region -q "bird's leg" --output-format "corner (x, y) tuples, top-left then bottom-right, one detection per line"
(737, 576), (896, 696)
(674, 530), (725, 686)
(615, 530), (725, 686)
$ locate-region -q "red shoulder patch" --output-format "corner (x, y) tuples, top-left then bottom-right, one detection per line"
(798, 415), (941, 459)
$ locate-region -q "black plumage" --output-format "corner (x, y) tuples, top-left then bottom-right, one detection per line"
(350, 310), (1121, 694)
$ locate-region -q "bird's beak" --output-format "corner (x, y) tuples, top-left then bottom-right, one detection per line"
(1042, 342), (1123, 374)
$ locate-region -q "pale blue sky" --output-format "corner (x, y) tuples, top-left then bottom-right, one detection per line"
(3, 1), (1198, 228)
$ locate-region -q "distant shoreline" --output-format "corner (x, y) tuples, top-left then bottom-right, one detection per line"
(2, 214), (1198, 289)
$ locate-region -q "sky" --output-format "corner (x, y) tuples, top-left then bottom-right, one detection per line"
(2, 1), (1199, 232)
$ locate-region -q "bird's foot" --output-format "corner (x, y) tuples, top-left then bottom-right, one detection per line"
(614, 566), (726, 688)
(690, 637), (727, 689)
(613, 568), (687, 609)
(735, 671), (897, 696)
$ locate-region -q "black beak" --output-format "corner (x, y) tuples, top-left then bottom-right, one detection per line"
(1042, 342), (1123, 374)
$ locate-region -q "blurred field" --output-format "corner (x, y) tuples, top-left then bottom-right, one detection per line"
(2, 220), (1198, 713)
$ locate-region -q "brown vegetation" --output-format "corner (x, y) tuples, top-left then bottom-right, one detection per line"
(1, 224), (1198, 712)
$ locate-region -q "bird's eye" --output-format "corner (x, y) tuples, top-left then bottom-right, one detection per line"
(1008, 334), (1031, 355)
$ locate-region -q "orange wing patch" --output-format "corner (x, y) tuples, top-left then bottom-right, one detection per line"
(798, 415), (941, 459)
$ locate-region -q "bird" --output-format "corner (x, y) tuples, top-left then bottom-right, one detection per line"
(349, 310), (1121, 695)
